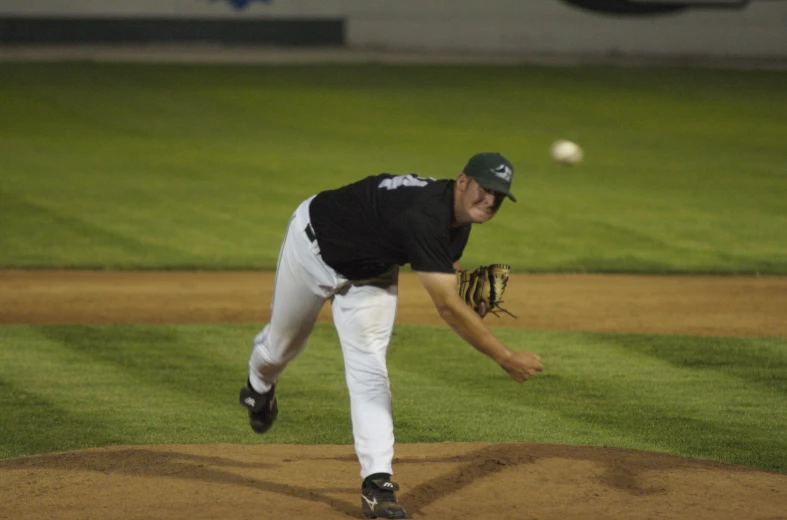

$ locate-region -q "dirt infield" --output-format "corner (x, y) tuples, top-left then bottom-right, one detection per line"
(1, 271), (786, 520)
(2, 270), (786, 336)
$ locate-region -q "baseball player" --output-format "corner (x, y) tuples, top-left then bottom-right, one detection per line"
(239, 152), (544, 519)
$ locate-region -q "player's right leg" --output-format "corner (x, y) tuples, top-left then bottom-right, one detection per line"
(241, 197), (339, 433)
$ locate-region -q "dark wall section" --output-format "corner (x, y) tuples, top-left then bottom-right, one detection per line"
(0, 17), (345, 45)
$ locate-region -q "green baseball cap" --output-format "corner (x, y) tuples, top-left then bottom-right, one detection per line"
(463, 152), (517, 202)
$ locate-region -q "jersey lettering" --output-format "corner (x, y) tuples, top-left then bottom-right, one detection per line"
(378, 174), (429, 191)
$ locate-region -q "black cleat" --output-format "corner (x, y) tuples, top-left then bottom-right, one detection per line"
(239, 380), (278, 434)
(361, 476), (407, 519)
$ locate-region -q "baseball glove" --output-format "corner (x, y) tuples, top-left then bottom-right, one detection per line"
(456, 264), (517, 318)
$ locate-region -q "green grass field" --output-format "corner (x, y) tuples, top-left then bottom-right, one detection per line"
(1, 63), (785, 272)
(1, 62), (785, 474)
(1, 324), (785, 471)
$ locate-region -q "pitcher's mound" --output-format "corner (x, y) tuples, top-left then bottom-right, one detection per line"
(1, 442), (785, 520)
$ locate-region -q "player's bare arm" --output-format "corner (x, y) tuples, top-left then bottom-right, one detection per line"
(417, 270), (543, 382)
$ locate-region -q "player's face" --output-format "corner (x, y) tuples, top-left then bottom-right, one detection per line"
(459, 176), (504, 224)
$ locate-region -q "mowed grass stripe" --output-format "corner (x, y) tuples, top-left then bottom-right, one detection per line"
(606, 334), (787, 393)
(1, 324), (785, 471)
(1, 63), (785, 272)
(0, 190), (188, 267)
(390, 327), (787, 471)
(0, 324), (361, 454)
(0, 378), (123, 457)
(0, 326), (256, 453)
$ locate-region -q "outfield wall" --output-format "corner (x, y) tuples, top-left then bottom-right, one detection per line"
(1, 0), (786, 58)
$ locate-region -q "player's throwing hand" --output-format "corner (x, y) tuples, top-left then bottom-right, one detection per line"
(501, 351), (543, 382)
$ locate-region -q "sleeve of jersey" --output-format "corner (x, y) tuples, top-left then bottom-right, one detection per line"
(400, 212), (456, 274)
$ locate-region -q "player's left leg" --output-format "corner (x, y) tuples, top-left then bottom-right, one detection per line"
(334, 267), (407, 518)
(332, 269), (399, 479)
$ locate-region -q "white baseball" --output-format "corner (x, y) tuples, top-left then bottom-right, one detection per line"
(551, 139), (583, 165)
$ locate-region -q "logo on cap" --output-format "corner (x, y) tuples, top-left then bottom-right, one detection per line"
(492, 164), (513, 182)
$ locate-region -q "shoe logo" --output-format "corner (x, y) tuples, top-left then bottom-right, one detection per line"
(244, 397), (256, 408)
(382, 482), (394, 489)
(362, 495), (378, 511)
(491, 164), (512, 182)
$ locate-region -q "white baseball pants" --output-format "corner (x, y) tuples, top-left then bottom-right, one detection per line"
(248, 196), (399, 479)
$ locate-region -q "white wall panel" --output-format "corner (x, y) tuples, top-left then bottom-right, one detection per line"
(347, 1), (787, 58)
(1, 0), (786, 57)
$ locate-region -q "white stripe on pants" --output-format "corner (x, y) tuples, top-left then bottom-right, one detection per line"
(248, 196), (398, 478)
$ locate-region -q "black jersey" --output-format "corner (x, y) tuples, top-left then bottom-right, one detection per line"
(309, 173), (471, 280)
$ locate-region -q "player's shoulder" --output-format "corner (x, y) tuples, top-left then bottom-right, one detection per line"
(398, 179), (454, 224)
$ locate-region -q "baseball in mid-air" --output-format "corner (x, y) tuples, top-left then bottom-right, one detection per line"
(551, 139), (583, 165)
